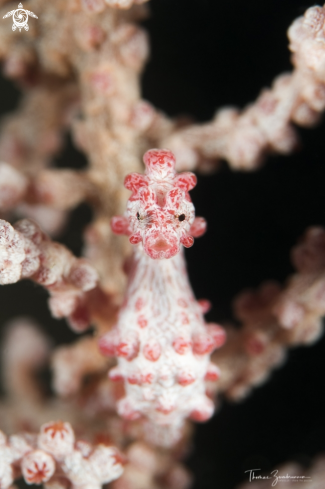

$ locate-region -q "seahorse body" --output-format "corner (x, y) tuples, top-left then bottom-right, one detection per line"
(99, 149), (225, 445)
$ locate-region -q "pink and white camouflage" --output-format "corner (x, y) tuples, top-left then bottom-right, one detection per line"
(99, 149), (225, 446)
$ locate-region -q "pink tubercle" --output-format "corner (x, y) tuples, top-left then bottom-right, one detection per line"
(109, 367), (124, 382)
(118, 398), (141, 421)
(189, 217), (207, 238)
(127, 372), (154, 385)
(137, 315), (148, 328)
(193, 324), (226, 355)
(207, 323), (226, 349)
(180, 235), (194, 248)
(189, 399), (214, 422)
(124, 172), (148, 193)
(174, 172), (197, 191)
(135, 297), (145, 311)
(98, 332), (117, 357)
(143, 148), (176, 174)
(116, 337), (140, 361)
(129, 234), (142, 245)
(198, 299), (212, 314)
(143, 340), (161, 361)
(172, 337), (192, 355)
(192, 333), (216, 355)
(178, 371), (196, 386)
(127, 374), (141, 385)
(205, 364), (220, 381)
(111, 216), (130, 235)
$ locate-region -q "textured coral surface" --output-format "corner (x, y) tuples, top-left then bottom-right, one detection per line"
(0, 421), (124, 489)
(1, 0), (325, 488)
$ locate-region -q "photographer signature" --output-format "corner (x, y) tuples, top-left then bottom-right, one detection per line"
(245, 468), (312, 486)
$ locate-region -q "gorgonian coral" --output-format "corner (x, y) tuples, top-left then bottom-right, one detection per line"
(0, 1), (325, 488)
(0, 421), (124, 489)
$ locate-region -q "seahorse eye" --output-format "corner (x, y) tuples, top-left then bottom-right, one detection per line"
(137, 212), (140, 220)
(178, 214), (186, 222)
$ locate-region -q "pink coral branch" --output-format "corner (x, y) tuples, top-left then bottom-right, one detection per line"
(156, 6), (325, 172)
(212, 227), (325, 401)
(0, 2), (324, 487)
(0, 218), (98, 331)
(1, 318), (51, 402)
(0, 421), (124, 489)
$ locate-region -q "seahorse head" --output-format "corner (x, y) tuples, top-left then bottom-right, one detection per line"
(112, 149), (206, 259)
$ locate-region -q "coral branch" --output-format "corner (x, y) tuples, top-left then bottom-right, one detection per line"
(0, 218), (98, 331)
(0, 421), (124, 489)
(212, 227), (325, 401)
(0, 82), (78, 172)
(31, 169), (95, 210)
(0, 162), (28, 211)
(52, 337), (112, 397)
(1, 318), (50, 402)
(0, 80), (79, 233)
(157, 5), (325, 172)
(111, 442), (191, 489)
(0, 2), (324, 487)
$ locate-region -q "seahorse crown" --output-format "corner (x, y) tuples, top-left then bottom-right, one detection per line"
(111, 149), (207, 259)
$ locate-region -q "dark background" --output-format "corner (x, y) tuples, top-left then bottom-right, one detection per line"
(1, 0), (325, 488)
